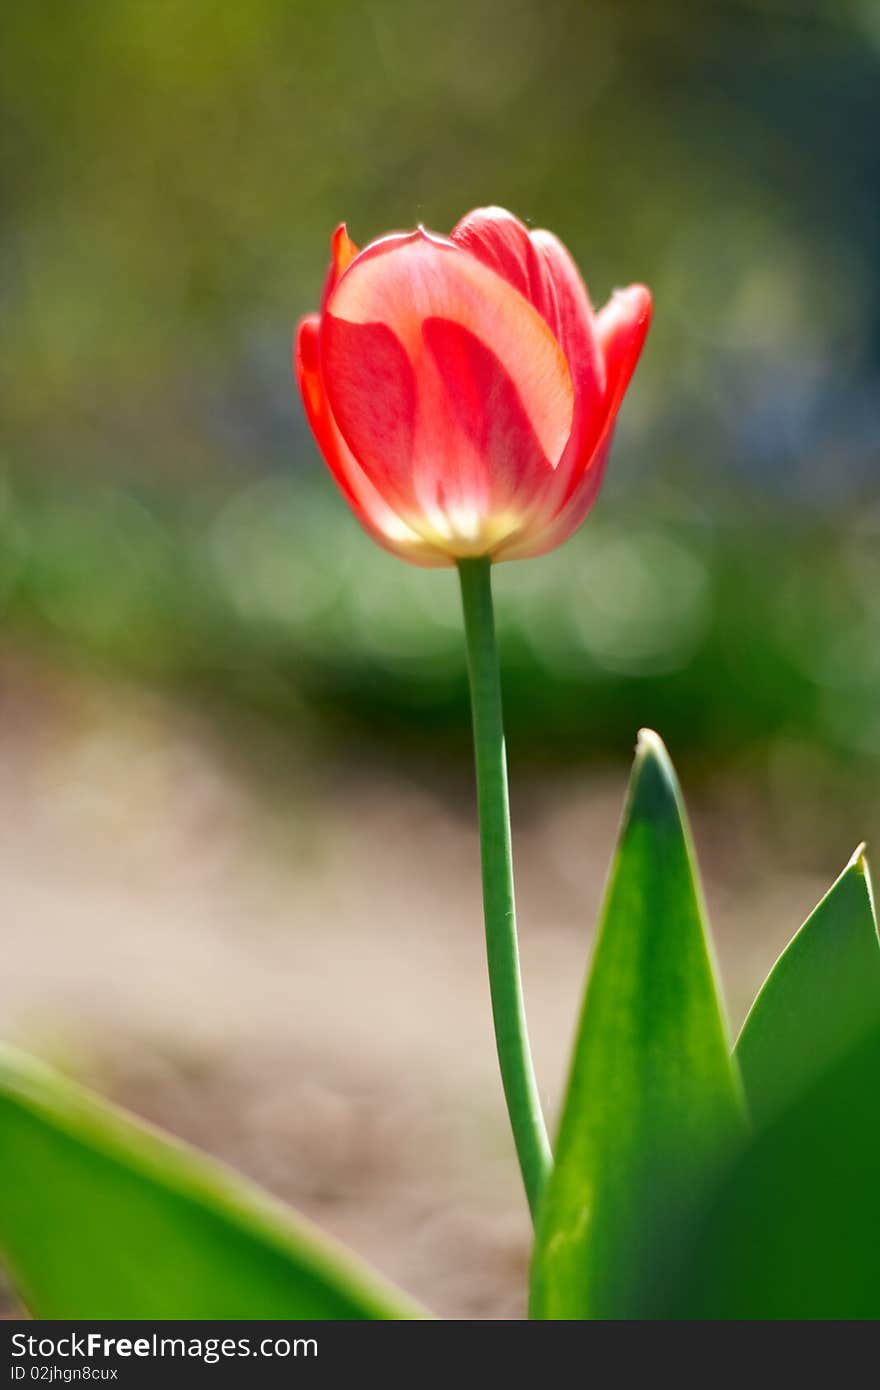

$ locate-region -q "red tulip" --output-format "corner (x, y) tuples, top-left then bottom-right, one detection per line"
(295, 207), (651, 566)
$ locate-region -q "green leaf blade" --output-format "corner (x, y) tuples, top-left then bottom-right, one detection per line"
(735, 847), (880, 1126)
(530, 730), (745, 1320)
(657, 1022), (880, 1318)
(0, 1047), (426, 1319)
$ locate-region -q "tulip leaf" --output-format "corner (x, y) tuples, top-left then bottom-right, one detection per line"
(735, 846), (880, 1126)
(0, 1046), (425, 1320)
(530, 731), (745, 1320)
(653, 1022), (880, 1318)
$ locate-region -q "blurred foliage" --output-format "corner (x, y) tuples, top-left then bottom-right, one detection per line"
(1, 0), (879, 772)
(3, 470), (880, 776)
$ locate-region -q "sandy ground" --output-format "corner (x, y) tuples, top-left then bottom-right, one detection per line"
(0, 651), (845, 1319)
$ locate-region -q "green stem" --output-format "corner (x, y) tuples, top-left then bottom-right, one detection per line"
(457, 556), (552, 1221)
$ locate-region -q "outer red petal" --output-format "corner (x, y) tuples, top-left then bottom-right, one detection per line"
(496, 285), (652, 562)
(595, 284), (653, 421)
(512, 227), (609, 533)
(421, 316), (556, 516)
(450, 210), (606, 543)
(552, 284), (652, 513)
(451, 206), (551, 305)
(528, 228), (605, 408)
(294, 315), (447, 566)
(318, 317), (418, 507)
(495, 435), (613, 562)
(324, 228), (573, 466)
(451, 208), (604, 414)
(319, 224), (358, 313)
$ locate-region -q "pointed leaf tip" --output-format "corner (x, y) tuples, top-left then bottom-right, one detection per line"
(634, 727), (671, 770)
(852, 844), (875, 915)
(735, 847), (880, 1126)
(628, 728), (681, 826)
(635, 726), (666, 756)
(530, 731), (743, 1319)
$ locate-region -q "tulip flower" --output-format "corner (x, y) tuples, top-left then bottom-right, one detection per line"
(295, 208), (651, 1223)
(295, 206), (651, 566)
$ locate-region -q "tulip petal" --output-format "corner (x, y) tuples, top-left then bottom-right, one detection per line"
(421, 315), (554, 526)
(451, 206), (550, 307)
(596, 285), (653, 418)
(321, 310), (558, 549)
(451, 210), (606, 547)
(294, 316), (447, 566)
(529, 228), (605, 413)
(452, 209), (604, 414)
(495, 435), (613, 563)
(326, 231), (573, 461)
(497, 285), (651, 561)
(319, 316), (418, 503)
(320, 224), (359, 312)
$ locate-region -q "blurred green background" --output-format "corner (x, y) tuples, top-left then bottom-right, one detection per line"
(2, 0), (879, 785)
(2, 0), (880, 1318)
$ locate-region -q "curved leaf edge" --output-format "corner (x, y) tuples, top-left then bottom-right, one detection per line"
(0, 1044), (430, 1321)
